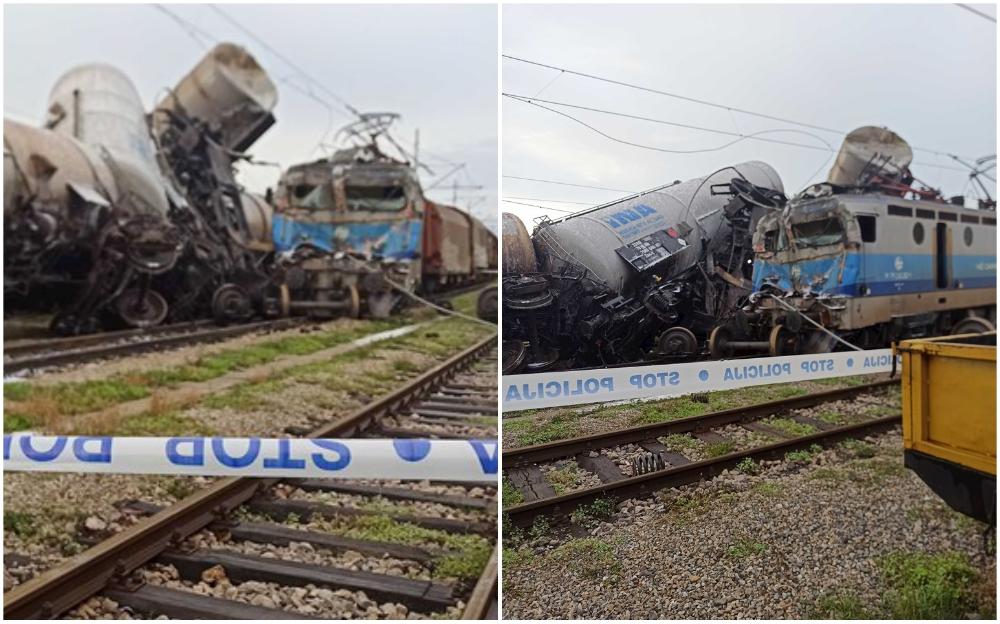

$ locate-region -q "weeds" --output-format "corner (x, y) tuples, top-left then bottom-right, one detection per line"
(570, 497), (616, 526)
(810, 591), (872, 619)
(727, 538), (767, 558)
(736, 457), (758, 475)
(878, 551), (978, 619)
(550, 538), (621, 580)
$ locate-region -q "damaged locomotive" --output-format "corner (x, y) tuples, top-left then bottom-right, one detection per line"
(708, 126), (997, 357)
(501, 162), (787, 373)
(269, 117), (497, 320)
(4, 43), (277, 334)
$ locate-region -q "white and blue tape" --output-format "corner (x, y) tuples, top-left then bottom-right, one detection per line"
(503, 349), (899, 412)
(3, 436), (498, 482)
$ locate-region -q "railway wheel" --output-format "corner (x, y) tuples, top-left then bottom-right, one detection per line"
(211, 284), (253, 324)
(952, 316), (995, 335)
(347, 284), (361, 319)
(709, 325), (736, 359)
(768, 324), (800, 357)
(116, 288), (168, 328)
(503, 340), (528, 374)
(476, 288), (498, 323)
(658, 327), (698, 356)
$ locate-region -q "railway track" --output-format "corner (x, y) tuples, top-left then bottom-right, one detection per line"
(3, 318), (309, 375)
(503, 379), (901, 527)
(4, 282), (495, 376)
(4, 333), (499, 620)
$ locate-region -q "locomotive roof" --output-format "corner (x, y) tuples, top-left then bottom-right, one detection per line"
(790, 191), (995, 219)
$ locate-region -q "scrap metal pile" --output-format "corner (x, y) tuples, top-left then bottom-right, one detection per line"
(4, 44), (278, 334)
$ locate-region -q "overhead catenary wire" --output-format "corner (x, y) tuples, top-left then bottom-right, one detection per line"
(503, 54), (982, 161)
(153, 5), (486, 210)
(504, 92), (968, 173)
(502, 175), (633, 194)
(503, 196), (596, 205)
(955, 3), (997, 22)
(209, 5), (361, 119)
(501, 199), (576, 214)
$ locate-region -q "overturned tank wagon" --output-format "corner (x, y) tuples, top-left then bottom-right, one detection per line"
(4, 43), (278, 334)
(502, 162), (786, 373)
(709, 126), (997, 358)
(270, 138), (498, 320)
(4, 65), (184, 334)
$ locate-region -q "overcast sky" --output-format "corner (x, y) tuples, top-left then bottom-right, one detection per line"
(502, 3), (997, 228)
(4, 3), (498, 230)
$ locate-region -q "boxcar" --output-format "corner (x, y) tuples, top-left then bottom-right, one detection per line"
(422, 200), (474, 288)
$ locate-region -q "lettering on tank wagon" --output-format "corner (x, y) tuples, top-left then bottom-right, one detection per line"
(503, 351), (903, 408)
(3, 437), (499, 476)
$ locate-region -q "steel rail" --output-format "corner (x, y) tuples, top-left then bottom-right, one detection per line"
(504, 414), (900, 527)
(4, 320), (216, 356)
(3, 331), (498, 620)
(4, 318), (307, 374)
(504, 379), (898, 468)
(461, 545), (499, 619)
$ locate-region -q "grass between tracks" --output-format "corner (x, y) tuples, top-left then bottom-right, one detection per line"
(503, 375), (892, 449)
(4, 318), (403, 430)
(5, 288), (494, 434)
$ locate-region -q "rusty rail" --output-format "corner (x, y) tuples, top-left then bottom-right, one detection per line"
(504, 379), (901, 527)
(3, 332), (498, 619)
(4, 318), (307, 374)
(505, 379), (898, 468)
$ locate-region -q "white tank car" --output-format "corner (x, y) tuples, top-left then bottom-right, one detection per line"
(534, 161), (784, 295)
(502, 162), (786, 372)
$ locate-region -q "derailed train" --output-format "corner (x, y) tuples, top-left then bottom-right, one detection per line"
(710, 127), (996, 358)
(502, 127), (996, 373)
(502, 162), (787, 373)
(4, 44), (277, 333)
(269, 140), (497, 319)
(4, 45), (497, 334)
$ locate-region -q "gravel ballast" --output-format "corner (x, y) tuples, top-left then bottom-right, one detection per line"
(502, 429), (996, 619)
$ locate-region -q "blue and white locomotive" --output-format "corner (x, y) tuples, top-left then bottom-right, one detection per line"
(709, 126), (997, 357)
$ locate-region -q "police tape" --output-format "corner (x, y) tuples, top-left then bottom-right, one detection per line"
(3, 435), (498, 482)
(503, 349), (899, 412)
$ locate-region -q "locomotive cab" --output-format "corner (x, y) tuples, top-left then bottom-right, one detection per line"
(271, 153), (425, 319)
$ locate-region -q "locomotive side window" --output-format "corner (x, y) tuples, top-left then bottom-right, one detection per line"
(790, 217), (844, 248)
(345, 185), (407, 212)
(964, 227), (974, 246)
(762, 228), (787, 251)
(856, 215), (876, 243)
(913, 222), (925, 245)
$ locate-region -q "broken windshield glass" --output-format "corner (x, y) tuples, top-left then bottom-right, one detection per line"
(345, 185), (407, 212)
(291, 183), (334, 210)
(790, 217), (844, 248)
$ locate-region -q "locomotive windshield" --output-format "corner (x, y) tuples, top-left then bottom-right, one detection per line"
(345, 184), (407, 212)
(790, 217), (845, 248)
(290, 183), (334, 210)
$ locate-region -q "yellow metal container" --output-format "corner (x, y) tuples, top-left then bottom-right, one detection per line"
(895, 332), (996, 523)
